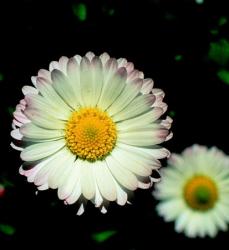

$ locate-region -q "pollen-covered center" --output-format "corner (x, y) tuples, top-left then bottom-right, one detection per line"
(65, 107), (117, 161)
(184, 175), (218, 211)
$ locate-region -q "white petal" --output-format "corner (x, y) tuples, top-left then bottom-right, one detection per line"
(138, 146), (170, 159)
(21, 139), (65, 162)
(51, 69), (80, 110)
(117, 58), (127, 67)
(117, 143), (162, 168)
(100, 206), (107, 214)
(93, 183), (103, 207)
(58, 160), (81, 200)
(77, 203), (85, 215)
(85, 51), (95, 61)
(138, 181), (151, 189)
(67, 57), (84, 106)
(97, 60), (126, 110)
(93, 161), (117, 201)
(49, 61), (60, 71)
(165, 132), (173, 141)
(48, 148), (75, 189)
(112, 147), (152, 177)
(175, 210), (192, 233)
(80, 56), (94, 106)
(106, 78), (143, 116)
(125, 62), (134, 74)
(38, 69), (51, 81)
(152, 88), (165, 98)
(20, 157), (51, 182)
(106, 154), (138, 191)
(25, 94), (71, 121)
(116, 107), (163, 131)
(24, 108), (66, 130)
(112, 94), (155, 122)
(31, 76), (37, 86)
(90, 56), (104, 106)
(13, 109), (30, 125)
(36, 77), (72, 118)
(11, 128), (23, 140)
(185, 213), (202, 238)
(10, 142), (23, 151)
(211, 210), (228, 231)
(204, 215), (218, 238)
(118, 127), (169, 147)
(161, 116), (173, 130)
(100, 52), (110, 66)
(78, 159), (96, 200)
(141, 79), (154, 94)
(115, 181), (128, 206)
(65, 181), (81, 205)
(33, 147), (69, 186)
(22, 85), (38, 95)
(58, 56), (69, 74)
(73, 54), (82, 64)
(157, 199), (185, 222)
(20, 123), (64, 141)
(37, 183), (49, 190)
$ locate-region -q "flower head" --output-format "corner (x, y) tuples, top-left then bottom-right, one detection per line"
(154, 145), (229, 238)
(11, 52), (172, 215)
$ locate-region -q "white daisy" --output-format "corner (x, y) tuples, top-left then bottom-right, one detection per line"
(154, 145), (229, 238)
(11, 52), (172, 215)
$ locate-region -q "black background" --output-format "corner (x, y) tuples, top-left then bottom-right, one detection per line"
(0, 0), (229, 248)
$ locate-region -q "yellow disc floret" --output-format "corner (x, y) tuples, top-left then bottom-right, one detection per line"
(65, 107), (117, 161)
(184, 175), (218, 211)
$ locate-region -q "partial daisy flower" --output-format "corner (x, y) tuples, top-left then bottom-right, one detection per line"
(11, 52), (172, 215)
(154, 145), (229, 238)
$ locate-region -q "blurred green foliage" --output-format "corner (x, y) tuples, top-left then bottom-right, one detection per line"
(92, 230), (117, 243)
(208, 39), (229, 66)
(0, 224), (15, 236)
(72, 3), (87, 21)
(174, 55), (183, 61)
(218, 16), (227, 26)
(217, 69), (229, 85)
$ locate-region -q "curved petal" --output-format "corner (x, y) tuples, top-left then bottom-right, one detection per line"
(106, 154), (138, 191)
(93, 161), (117, 201)
(112, 94), (155, 122)
(21, 139), (65, 162)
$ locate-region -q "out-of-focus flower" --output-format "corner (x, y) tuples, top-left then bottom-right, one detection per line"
(154, 145), (229, 238)
(11, 52), (172, 215)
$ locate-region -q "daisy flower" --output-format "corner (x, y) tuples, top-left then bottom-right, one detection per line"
(154, 145), (229, 238)
(11, 52), (172, 215)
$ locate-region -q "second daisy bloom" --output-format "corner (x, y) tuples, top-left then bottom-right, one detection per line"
(154, 145), (229, 238)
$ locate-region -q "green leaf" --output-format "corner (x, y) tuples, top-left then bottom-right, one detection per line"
(0, 224), (15, 236)
(92, 230), (117, 243)
(210, 29), (219, 36)
(169, 111), (176, 117)
(174, 55), (183, 61)
(208, 39), (229, 66)
(72, 3), (87, 21)
(217, 69), (229, 85)
(218, 16), (227, 26)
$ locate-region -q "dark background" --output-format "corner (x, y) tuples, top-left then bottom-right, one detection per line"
(0, 0), (229, 248)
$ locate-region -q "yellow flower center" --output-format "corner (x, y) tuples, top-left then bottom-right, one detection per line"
(65, 107), (117, 161)
(184, 175), (218, 211)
